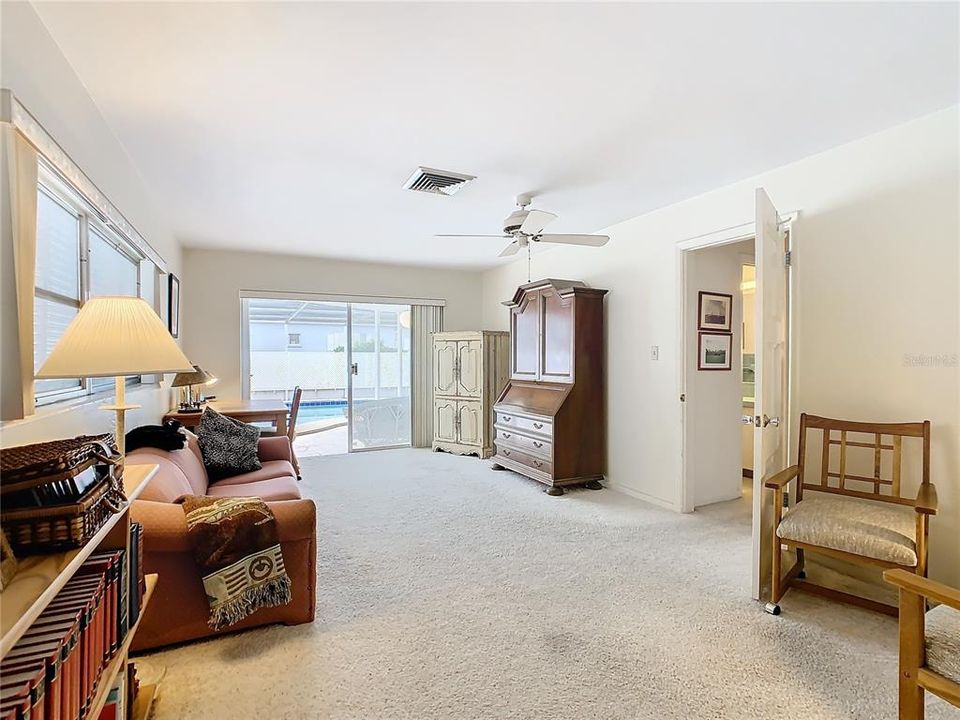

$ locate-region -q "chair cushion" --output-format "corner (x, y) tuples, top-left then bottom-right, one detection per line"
(205, 476), (302, 502)
(926, 604), (960, 685)
(207, 460), (297, 488)
(776, 492), (917, 566)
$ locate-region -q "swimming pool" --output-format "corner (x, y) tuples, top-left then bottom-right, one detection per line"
(293, 401), (348, 424)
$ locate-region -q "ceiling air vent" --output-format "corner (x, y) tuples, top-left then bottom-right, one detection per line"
(403, 166), (476, 196)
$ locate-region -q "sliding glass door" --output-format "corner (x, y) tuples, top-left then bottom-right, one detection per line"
(348, 303), (411, 450)
(242, 296), (410, 454)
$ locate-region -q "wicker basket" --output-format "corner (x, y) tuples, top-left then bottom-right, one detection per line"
(0, 435), (125, 554)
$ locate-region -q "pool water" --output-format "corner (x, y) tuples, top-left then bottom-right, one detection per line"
(293, 401), (348, 424)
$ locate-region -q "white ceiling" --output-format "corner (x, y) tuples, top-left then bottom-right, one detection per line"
(33, 1), (959, 269)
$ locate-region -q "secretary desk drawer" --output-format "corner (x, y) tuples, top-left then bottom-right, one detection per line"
(496, 445), (553, 476)
(494, 411), (552, 437)
(495, 427), (552, 459)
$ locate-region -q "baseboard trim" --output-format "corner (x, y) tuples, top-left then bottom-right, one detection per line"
(603, 480), (680, 512)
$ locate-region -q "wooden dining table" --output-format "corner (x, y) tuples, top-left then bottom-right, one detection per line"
(163, 399), (290, 435)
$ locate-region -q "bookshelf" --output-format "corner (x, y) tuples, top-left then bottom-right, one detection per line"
(85, 574), (158, 719)
(0, 463), (160, 718)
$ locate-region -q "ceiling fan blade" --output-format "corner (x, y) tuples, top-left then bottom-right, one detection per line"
(536, 233), (610, 247)
(519, 210), (557, 235)
(435, 234), (511, 239)
(498, 242), (520, 257)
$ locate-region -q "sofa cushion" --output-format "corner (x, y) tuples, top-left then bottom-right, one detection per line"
(776, 492), (917, 566)
(207, 460), (297, 488)
(129, 452), (195, 503)
(206, 476), (302, 502)
(197, 407), (261, 480)
(926, 603), (960, 685)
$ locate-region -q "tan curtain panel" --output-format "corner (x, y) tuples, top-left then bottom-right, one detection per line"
(410, 304), (443, 447)
(0, 126), (38, 420)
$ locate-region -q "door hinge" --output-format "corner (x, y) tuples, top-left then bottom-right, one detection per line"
(679, 393), (686, 403)
(784, 250), (792, 268)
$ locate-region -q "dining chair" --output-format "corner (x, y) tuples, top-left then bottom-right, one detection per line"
(288, 386), (303, 478)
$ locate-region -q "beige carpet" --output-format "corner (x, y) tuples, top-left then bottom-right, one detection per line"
(139, 449), (959, 719)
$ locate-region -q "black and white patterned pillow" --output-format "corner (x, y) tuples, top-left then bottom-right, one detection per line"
(197, 407), (262, 481)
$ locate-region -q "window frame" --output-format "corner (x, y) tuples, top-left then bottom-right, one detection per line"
(34, 163), (150, 407)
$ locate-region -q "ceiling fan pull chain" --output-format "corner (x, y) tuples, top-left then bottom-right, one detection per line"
(527, 242), (532, 282)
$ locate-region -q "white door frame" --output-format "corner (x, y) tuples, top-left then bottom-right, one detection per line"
(676, 210), (799, 514)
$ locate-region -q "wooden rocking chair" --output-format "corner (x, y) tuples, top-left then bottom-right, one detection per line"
(765, 414), (936, 615)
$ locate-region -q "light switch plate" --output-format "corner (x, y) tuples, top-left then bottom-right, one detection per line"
(650, 345), (660, 361)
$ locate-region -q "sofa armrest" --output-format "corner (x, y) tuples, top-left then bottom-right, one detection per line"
(132, 497), (316, 553)
(258, 435), (293, 464)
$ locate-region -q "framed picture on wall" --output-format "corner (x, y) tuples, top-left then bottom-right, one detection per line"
(698, 291), (733, 332)
(698, 331), (732, 371)
(168, 273), (180, 338)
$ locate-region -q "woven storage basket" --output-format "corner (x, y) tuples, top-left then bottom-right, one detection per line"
(1, 435), (125, 554)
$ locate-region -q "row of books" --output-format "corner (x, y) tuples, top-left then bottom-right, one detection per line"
(0, 524), (145, 720)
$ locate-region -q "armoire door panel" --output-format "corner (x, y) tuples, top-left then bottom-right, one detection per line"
(457, 400), (482, 446)
(434, 400), (458, 442)
(511, 292), (540, 380)
(456, 340), (482, 397)
(434, 341), (457, 396)
(540, 289), (574, 383)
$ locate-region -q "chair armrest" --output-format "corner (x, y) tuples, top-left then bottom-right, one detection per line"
(914, 483), (938, 515)
(131, 497), (316, 553)
(764, 465), (800, 490)
(884, 569), (960, 610)
(258, 435), (293, 464)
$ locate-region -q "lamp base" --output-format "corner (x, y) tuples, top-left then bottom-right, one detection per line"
(178, 403), (203, 413)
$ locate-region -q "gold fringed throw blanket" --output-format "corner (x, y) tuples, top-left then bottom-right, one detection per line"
(180, 495), (292, 630)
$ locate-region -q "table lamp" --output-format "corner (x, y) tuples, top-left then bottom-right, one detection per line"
(171, 365), (217, 412)
(36, 296), (194, 458)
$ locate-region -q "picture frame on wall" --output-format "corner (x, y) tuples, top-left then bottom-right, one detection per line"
(698, 331), (733, 371)
(168, 273), (180, 338)
(698, 291), (733, 332)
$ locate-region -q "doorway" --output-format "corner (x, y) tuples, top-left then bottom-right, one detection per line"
(241, 297), (412, 455)
(679, 189), (795, 600)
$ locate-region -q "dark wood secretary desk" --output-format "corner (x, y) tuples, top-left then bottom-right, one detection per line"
(490, 279), (608, 495)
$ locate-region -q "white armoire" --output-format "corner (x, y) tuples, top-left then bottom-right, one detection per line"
(432, 331), (509, 458)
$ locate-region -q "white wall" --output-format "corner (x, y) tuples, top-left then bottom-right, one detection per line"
(480, 107), (960, 585)
(0, 2), (182, 447)
(686, 240), (751, 508)
(181, 248), (484, 401)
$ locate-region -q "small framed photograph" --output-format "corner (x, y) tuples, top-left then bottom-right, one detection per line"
(168, 273), (180, 338)
(698, 332), (733, 371)
(698, 291), (733, 332)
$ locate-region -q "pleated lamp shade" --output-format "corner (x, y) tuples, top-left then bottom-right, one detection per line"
(36, 296), (193, 378)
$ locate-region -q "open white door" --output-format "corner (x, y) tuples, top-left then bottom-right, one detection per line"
(751, 188), (790, 600)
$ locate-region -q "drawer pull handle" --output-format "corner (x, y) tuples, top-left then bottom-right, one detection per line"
(502, 433), (511, 439)
(503, 449), (511, 456)
(502, 416), (512, 422)
(533, 422), (543, 429)
(533, 441), (543, 448)
(534, 460), (543, 467)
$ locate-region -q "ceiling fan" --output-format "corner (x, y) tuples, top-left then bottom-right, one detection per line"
(435, 193), (609, 258)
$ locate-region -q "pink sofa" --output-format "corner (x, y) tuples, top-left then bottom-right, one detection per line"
(127, 432), (316, 650)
